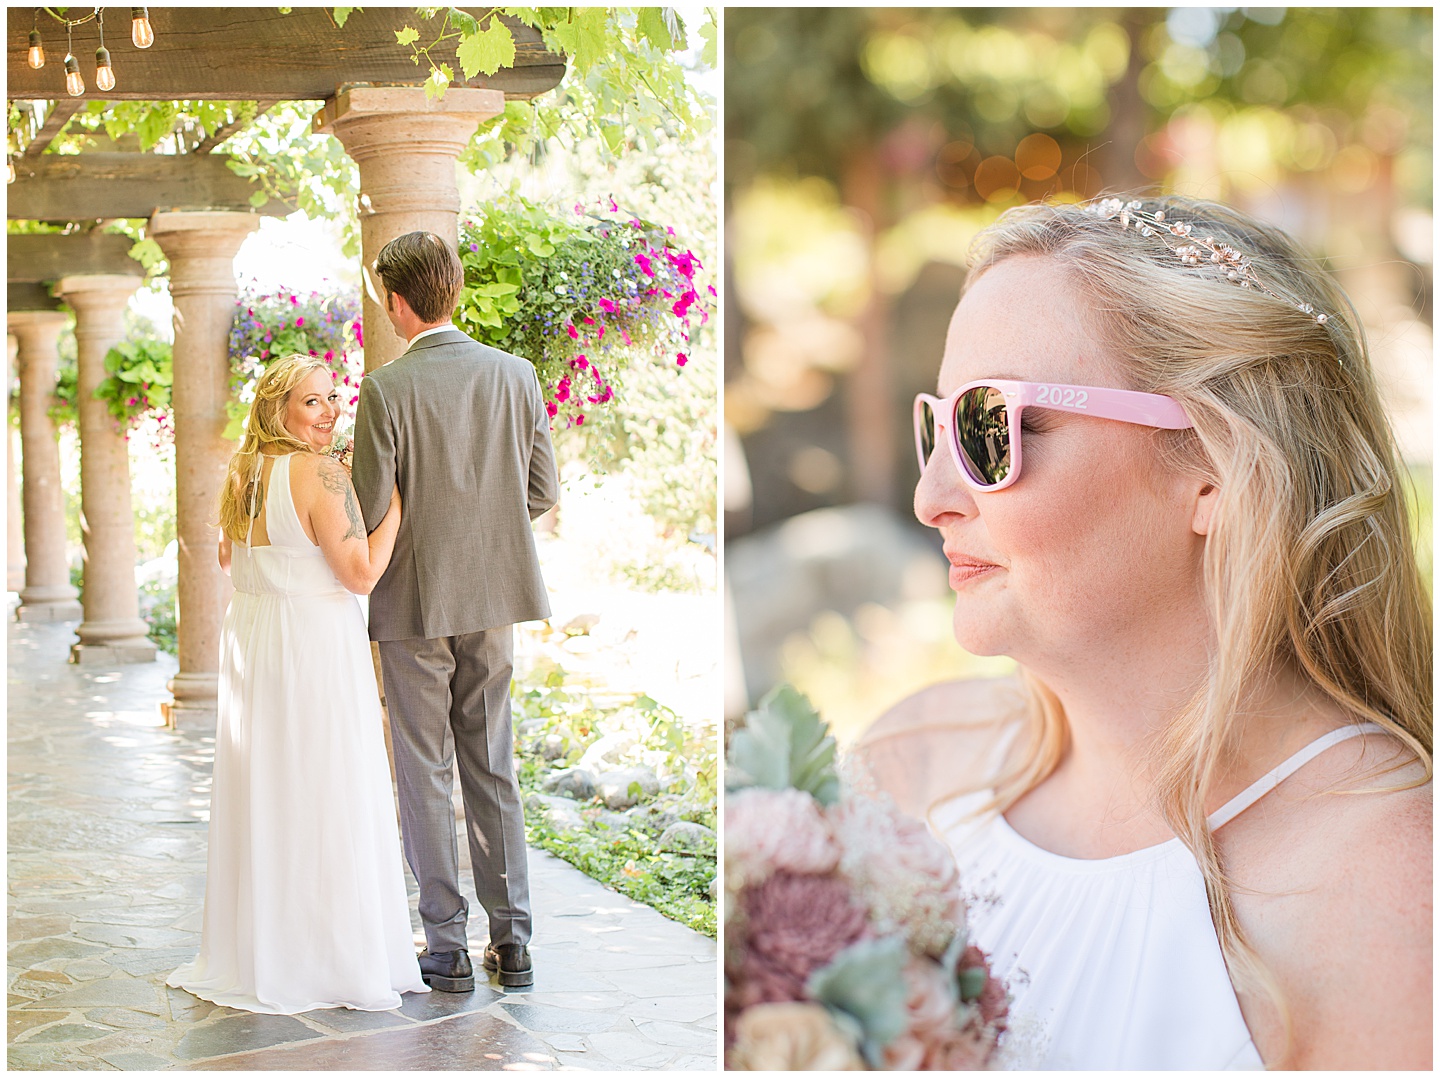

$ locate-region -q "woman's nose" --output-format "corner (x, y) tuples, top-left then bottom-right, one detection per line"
(914, 450), (978, 529)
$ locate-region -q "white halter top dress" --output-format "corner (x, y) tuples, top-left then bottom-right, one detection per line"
(930, 722), (1387, 1070)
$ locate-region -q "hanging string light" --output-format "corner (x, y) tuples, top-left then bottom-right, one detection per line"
(94, 9), (115, 91)
(28, 11), (45, 68)
(64, 21), (84, 97)
(130, 7), (154, 48)
(29, 8), (157, 98)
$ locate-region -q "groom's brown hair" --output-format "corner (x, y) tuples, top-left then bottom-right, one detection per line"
(374, 231), (465, 324)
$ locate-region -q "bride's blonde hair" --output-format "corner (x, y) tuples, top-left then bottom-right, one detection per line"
(969, 194), (1431, 1036)
(217, 354), (332, 542)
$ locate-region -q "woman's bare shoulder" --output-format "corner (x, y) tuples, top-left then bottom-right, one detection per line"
(1233, 733), (1432, 1068)
(848, 676), (1027, 820)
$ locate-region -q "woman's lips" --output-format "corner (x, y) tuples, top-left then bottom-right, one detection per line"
(946, 552), (1000, 588)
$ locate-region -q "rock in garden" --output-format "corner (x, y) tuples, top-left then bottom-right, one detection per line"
(597, 767), (661, 810)
(538, 733), (569, 761)
(657, 821), (717, 856)
(542, 767), (598, 801)
(625, 801), (680, 833)
(589, 809), (633, 834)
(562, 612), (601, 636)
(524, 794), (586, 833)
(517, 718), (546, 738)
(577, 730), (640, 774)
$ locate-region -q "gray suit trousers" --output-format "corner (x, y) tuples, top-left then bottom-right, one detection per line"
(379, 628), (531, 952)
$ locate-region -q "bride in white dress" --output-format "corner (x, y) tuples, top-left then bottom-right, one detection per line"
(855, 196), (1430, 1069)
(168, 353), (429, 1014)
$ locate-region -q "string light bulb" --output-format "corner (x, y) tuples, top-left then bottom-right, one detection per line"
(93, 10), (115, 92)
(6, 158), (15, 185)
(64, 54), (84, 96)
(94, 46), (115, 91)
(130, 7), (154, 49)
(28, 30), (45, 69)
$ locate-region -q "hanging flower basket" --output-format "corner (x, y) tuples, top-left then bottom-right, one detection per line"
(456, 195), (712, 430)
(226, 284), (363, 441)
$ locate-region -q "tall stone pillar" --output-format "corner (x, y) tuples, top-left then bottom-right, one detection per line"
(149, 212), (259, 722)
(7, 334), (26, 592)
(314, 87), (503, 372)
(9, 311), (82, 621)
(56, 274), (156, 664)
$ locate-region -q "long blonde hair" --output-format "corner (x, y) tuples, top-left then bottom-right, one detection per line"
(963, 194), (1432, 1034)
(217, 354), (332, 542)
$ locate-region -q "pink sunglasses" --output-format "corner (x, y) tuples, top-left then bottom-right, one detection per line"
(915, 379), (1194, 492)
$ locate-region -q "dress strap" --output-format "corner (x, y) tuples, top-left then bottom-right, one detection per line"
(243, 454), (263, 549)
(1207, 722), (1387, 830)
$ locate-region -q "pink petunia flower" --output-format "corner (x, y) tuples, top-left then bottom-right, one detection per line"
(677, 353), (688, 366)
(296, 317), (305, 327)
(546, 400), (558, 418)
(566, 324), (579, 340)
(634, 252), (654, 277)
(598, 298), (618, 314)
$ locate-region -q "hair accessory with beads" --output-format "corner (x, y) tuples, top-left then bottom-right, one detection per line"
(1085, 197), (1329, 327)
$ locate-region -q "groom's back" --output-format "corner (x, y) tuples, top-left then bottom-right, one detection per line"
(356, 331), (557, 641)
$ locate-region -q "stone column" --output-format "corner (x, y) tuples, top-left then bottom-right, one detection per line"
(314, 86), (503, 372)
(55, 274), (156, 664)
(9, 311), (82, 621)
(7, 334), (26, 592)
(149, 212), (259, 722)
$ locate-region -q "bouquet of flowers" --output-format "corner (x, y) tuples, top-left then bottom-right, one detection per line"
(725, 687), (1008, 1070)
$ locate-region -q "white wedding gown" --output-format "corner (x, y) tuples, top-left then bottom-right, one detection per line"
(168, 452), (428, 1014)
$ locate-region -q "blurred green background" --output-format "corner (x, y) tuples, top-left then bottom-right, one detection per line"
(722, 8), (1433, 741)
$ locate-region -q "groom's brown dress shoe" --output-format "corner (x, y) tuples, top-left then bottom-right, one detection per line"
(483, 943), (534, 987)
(418, 948), (474, 992)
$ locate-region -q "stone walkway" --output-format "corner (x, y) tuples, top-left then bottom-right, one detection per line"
(7, 610), (717, 1071)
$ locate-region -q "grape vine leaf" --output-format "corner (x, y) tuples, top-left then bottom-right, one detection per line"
(332, 7), (354, 28)
(458, 16), (516, 78)
(395, 25), (419, 46)
(637, 7), (677, 51)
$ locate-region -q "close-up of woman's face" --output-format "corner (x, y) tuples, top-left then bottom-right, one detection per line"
(282, 368), (341, 453)
(914, 256), (1208, 674)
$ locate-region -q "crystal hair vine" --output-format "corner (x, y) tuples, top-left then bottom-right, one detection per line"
(1084, 198), (1329, 328)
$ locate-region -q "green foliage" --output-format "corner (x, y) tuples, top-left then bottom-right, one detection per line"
(726, 684), (841, 805)
(94, 339), (172, 427)
(617, 351), (717, 540)
(138, 574), (178, 657)
(511, 660), (717, 936)
(390, 7), (715, 168)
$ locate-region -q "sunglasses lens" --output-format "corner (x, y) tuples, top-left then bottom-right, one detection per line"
(917, 401), (937, 464)
(953, 385), (1011, 487)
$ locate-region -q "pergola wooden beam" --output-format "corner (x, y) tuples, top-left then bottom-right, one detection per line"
(8, 282), (66, 312)
(8, 153), (286, 222)
(22, 99), (85, 158)
(8, 234), (146, 283)
(7, 9), (565, 102)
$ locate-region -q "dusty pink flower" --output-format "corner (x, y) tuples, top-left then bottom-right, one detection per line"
(731, 872), (869, 1010)
(961, 944), (1010, 1031)
(830, 796), (966, 954)
(726, 788), (839, 886)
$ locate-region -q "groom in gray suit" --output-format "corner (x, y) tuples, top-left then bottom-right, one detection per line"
(352, 231), (558, 990)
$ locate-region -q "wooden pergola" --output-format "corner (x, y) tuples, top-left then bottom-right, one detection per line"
(7, 7), (566, 719)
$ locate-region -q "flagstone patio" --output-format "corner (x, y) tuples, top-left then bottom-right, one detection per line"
(7, 607), (717, 1071)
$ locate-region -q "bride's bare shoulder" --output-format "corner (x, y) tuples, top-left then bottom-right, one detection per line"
(848, 676), (1027, 820)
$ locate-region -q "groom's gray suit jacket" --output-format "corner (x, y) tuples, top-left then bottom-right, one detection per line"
(351, 328), (558, 639)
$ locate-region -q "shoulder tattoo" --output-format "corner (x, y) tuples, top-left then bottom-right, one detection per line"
(317, 458), (365, 541)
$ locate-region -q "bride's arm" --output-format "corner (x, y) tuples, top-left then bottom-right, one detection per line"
(295, 453), (402, 595)
(218, 534), (231, 574)
(850, 676), (1026, 820)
